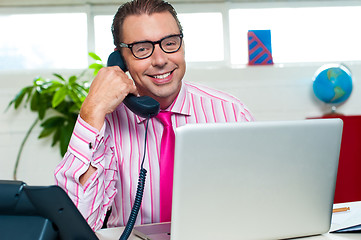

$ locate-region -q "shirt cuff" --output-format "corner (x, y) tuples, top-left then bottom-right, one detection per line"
(67, 115), (106, 164)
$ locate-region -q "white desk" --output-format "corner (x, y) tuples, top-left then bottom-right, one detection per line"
(96, 202), (361, 240)
(96, 227), (361, 240)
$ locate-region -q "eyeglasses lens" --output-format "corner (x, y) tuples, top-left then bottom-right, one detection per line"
(161, 35), (182, 53)
(132, 42), (153, 59)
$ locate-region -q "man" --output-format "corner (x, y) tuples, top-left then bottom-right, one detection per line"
(55, 0), (254, 231)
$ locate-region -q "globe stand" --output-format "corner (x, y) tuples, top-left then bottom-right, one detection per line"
(323, 105), (344, 117)
(331, 105), (337, 114)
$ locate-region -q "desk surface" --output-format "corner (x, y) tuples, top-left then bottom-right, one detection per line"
(96, 202), (361, 240)
(96, 228), (361, 240)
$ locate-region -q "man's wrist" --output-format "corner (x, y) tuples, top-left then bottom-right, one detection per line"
(80, 101), (106, 131)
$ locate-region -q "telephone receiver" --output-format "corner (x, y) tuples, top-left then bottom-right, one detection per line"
(107, 51), (160, 118)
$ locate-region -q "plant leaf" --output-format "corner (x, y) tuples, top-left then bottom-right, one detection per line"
(41, 81), (64, 93)
(69, 75), (77, 85)
(60, 121), (75, 156)
(38, 126), (56, 139)
(52, 127), (61, 147)
(88, 63), (104, 75)
(13, 89), (27, 109)
(39, 116), (65, 139)
(24, 86), (34, 103)
(37, 93), (51, 120)
(53, 73), (66, 82)
(72, 84), (88, 101)
(89, 52), (102, 61)
(40, 116), (65, 128)
(30, 91), (39, 111)
(69, 104), (81, 114)
(52, 86), (67, 108)
(34, 77), (46, 86)
(38, 105), (46, 120)
(67, 90), (82, 109)
(9, 86), (32, 109)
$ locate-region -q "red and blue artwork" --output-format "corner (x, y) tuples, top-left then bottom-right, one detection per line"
(248, 30), (273, 65)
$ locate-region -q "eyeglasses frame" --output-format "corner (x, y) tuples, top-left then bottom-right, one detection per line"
(119, 33), (184, 59)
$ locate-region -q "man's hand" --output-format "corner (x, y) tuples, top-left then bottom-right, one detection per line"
(80, 66), (138, 130)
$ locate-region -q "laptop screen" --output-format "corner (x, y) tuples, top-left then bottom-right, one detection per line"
(170, 119), (343, 240)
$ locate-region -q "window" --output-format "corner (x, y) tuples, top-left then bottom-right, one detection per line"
(0, 13), (87, 70)
(1, 2), (361, 71)
(178, 12), (224, 62)
(229, 5), (361, 65)
(93, 12), (224, 63)
(94, 15), (114, 63)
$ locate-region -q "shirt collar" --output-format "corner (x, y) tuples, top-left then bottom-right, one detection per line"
(135, 81), (191, 124)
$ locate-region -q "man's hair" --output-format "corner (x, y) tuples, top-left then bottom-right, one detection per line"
(112, 0), (183, 48)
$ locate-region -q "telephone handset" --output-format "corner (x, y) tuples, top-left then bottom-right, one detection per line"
(107, 51), (158, 240)
(107, 51), (160, 118)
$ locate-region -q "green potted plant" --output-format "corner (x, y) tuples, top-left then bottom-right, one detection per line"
(7, 52), (104, 180)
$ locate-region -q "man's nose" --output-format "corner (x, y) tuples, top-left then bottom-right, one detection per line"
(151, 44), (168, 67)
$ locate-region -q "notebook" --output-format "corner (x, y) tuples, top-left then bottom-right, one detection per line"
(134, 119), (343, 240)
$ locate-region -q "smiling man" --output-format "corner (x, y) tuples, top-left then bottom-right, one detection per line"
(55, 0), (254, 231)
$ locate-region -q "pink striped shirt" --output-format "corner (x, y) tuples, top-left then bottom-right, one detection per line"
(54, 81), (254, 231)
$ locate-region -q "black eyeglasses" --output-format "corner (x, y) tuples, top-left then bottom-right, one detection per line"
(119, 33), (183, 59)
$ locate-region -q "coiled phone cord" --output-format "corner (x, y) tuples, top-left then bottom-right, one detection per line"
(119, 117), (150, 240)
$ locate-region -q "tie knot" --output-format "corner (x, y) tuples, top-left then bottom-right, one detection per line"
(156, 111), (173, 127)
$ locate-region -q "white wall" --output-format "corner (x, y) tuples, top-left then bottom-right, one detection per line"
(1, 62), (360, 185)
(186, 63), (361, 120)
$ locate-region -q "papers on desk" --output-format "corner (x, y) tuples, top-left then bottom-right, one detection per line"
(330, 201), (361, 233)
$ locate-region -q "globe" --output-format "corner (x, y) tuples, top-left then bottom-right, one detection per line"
(313, 64), (353, 104)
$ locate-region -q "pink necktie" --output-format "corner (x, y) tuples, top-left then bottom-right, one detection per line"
(156, 111), (175, 222)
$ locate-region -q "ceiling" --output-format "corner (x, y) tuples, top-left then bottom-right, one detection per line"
(0, 0), (339, 7)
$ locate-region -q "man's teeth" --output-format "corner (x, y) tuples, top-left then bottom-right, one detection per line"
(153, 72), (171, 79)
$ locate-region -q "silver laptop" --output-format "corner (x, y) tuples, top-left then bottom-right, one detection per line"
(134, 119), (343, 240)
